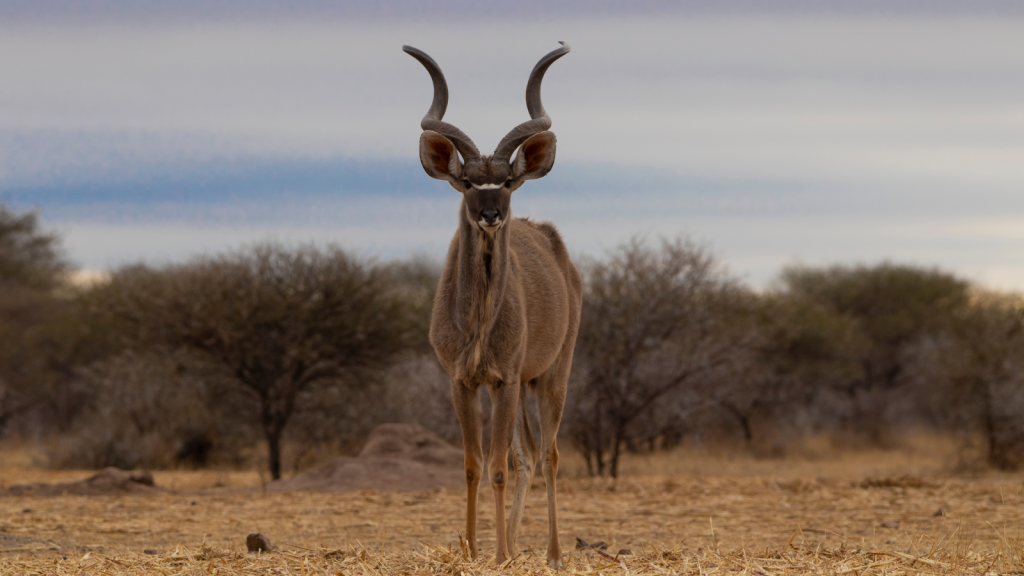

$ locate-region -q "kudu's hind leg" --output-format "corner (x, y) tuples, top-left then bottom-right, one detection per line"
(506, 391), (539, 555)
(537, 372), (568, 569)
(451, 381), (484, 559)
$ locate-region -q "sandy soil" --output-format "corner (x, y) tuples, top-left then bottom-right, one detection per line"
(1, 433), (1022, 574)
(3, 474), (1023, 552)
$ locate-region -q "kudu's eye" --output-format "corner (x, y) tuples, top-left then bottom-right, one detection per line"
(504, 179), (512, 188)
(462, 180), (472, 189)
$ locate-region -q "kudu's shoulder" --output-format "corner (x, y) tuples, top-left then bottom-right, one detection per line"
(511, 217), (570, 259)
(510, 218), (581, 294)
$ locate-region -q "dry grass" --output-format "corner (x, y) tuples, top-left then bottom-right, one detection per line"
(2, 532), (1021, 576)
(557, 433), (961, 480)
(3, 438), (1024, 574)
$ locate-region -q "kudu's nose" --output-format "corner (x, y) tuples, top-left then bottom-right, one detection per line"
(481, 210), (500, 224)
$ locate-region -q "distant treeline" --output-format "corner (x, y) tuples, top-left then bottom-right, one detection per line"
(1, 205), (1022, 478)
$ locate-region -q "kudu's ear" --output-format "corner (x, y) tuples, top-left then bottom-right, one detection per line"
(419, 130), (463, 182)
(512, 131), (556, 182)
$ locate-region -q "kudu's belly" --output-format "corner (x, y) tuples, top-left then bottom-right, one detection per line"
(516, 254), (572, 382)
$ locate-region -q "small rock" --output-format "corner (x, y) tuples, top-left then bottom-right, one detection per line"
(21, 508), (31, 514)
(574, 537), (609, 550)
(143, 549), (160, 555)
(934, 508), (945, 517)
(130, 471), (155, 486)
(247, 532), (274, 553)
(617, 549), (634, 556)
(55, 524), (66, 531)
(881, 519), (900, 529)
(190, 501), (198, 506)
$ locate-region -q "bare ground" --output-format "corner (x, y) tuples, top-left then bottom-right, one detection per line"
(1, 436), (1023, 574)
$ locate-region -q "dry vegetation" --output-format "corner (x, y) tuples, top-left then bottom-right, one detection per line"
(4, 204), (1024, 575)
(4, 442), (1024, 575)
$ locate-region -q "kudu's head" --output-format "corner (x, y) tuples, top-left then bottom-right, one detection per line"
(403, 43), (569, 233)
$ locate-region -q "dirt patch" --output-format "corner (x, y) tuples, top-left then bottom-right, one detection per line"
(270, 423), (464, 493)
(3, 474), (1024, 573)
(859, 475), (938, 489)
(356, 423), (463, 467)
(0, 532), (59, 553)
(1, 467), (157, 497)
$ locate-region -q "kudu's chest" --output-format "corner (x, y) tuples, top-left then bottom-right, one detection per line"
(430, 235), (529, 387)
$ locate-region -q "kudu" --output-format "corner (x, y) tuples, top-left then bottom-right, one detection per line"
(403, 42), (582, 567)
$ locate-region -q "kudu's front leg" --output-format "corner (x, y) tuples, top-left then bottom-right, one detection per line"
(451, 380), (484, 559)
(488, 378), (520, 564)
(506, 394), (539, 555)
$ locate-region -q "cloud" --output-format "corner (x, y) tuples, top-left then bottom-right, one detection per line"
(2, 11), (1023, 290)
(2, 16), (1022, 185)
(2, 0), (1023, 22)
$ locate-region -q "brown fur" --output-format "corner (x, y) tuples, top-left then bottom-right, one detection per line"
(407, 42), (576, 568)
(430, 203), (581, 567)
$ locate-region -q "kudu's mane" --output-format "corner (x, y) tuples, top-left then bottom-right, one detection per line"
(452, 205), (505, 383)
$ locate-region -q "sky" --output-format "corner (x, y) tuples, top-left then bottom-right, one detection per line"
(3, 1), (1024, 289)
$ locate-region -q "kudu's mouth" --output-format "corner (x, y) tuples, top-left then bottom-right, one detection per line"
(477, 218), (504, 234)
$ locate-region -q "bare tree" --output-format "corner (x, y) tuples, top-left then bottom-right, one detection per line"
(566, 237), (753, 477)
(0, 287), (57, 434)
(94, 243), (416, 479)
(945, 292), (1024, 469)
(779, 263), (970, 441)
(0, 205), (94, 437)
(0, 205), (70, 291)
(47, 350), (229, 470)
(282, 258), (442, 466)
(722, 293), (867, 448)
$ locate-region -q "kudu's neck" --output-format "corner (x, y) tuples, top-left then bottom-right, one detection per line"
(451, 199), (512, 373)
